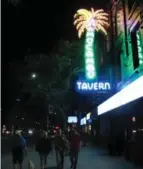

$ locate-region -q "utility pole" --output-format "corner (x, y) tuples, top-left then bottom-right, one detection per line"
(47, 104), (54, 131)
(47, 111), (49, 131)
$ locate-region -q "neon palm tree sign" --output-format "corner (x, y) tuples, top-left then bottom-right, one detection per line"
(74, 8), (109, 80)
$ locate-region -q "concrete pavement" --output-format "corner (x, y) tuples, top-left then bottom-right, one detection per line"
(1, 146), (142, 169)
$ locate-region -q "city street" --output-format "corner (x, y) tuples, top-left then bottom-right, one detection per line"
(1, 146), (141, 169)
(3, 1), (143, 169)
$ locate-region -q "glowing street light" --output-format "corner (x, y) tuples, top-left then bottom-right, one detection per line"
(31, 73), (37, 79)
(16, 98), (20, 102)
(28, 129), (33, 135)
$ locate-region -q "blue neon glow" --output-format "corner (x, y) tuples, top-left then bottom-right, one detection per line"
(76, 81), (111, 91)
(97, 75), (143, 115)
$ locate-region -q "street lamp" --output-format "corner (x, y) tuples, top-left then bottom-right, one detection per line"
(31, 73), (37, 79)
(16, 98), (20, 102)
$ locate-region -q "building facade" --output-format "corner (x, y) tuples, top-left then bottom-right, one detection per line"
(91, 0), (143, 149)
(110, 0), (143, 84)
(93, 0), (143, 163)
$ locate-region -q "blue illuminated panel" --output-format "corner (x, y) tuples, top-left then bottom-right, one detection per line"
(76, 81), (111, 93)
(97, 75), (143, 115)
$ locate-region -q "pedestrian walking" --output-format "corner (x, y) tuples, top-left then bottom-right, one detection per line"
(11, 129), (27, 169)
(67, 128), (74, 142)
(70, 129), (80, 169)
(55, 129), (67, 169)
(36, 130), (52, 169)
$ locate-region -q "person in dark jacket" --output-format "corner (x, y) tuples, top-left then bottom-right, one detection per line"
(55, 129), (67, 169)
(36, 130), (52, 169)
(70, 129), (80, 169)
(11, 130), (26, 169)
(68, 128), (74, 142)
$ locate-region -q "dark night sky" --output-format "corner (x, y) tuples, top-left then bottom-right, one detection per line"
(2, 0), (109, 123)
(4, 0), (109, 58)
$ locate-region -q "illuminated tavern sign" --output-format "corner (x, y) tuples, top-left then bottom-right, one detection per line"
(76, 81), (111, 92)
(73, 8), (109, 92)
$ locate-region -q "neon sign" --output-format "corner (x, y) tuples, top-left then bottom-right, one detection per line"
(74, 8), (108, 80)
(136, 31), (143, 65)
(85, 29), (96, 80)
(76, 81), (111, 92)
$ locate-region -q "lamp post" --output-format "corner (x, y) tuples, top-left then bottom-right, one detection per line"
(47, 104), (54, 130)
(31, 73), (37, 79)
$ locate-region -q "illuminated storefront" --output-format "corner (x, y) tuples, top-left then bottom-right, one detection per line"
(86, 112), (91, 120)
(97, 75), (143, 155)
(89, 1), (143, 160)
(97, 75), (143, 115)
(80, 117), (86, 126)
(80, 117), (87, 132)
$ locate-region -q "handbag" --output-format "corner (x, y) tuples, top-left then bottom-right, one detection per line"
(26, 148), (35, 169)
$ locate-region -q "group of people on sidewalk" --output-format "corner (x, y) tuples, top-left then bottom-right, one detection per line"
(11, 128), (81, 169)
(36, 128), (81, 169)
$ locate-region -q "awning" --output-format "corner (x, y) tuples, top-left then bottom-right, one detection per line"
(97, 75), (143, 115)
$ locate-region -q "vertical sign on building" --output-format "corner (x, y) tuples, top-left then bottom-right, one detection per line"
(136, 31), (143, 65)
(85, 29), (96, 79)
(74, 8), (109, 80)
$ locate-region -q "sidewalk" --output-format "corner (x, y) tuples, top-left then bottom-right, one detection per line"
(1, 146), (141, 169)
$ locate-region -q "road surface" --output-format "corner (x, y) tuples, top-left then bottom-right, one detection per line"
(1, 146), (142, 169)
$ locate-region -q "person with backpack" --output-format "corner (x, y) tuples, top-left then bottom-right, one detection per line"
(36, 130), (52, 169)
(11, 129), (27, 169)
